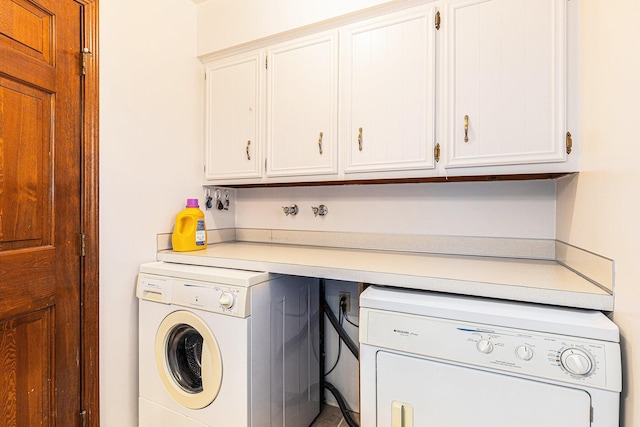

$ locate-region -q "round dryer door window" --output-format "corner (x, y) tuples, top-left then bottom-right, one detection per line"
(155, 310), (223, 409)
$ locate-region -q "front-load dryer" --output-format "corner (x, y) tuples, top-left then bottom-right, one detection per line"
(137, 261), (320, 427)
(359, 286), (621, 427)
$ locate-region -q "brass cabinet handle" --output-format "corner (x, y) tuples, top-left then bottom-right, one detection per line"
(245, 140), (251, 160)
(464, 115), (469, 142)
(358, 127), (363, 151)
(318, 132), (323, 155)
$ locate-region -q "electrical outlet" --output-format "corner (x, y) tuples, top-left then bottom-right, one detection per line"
(339, 291), (351, 313)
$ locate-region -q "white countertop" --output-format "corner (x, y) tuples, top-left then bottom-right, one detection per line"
(157, 241), (613, 311)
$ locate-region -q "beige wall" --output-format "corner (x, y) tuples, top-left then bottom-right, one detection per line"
(196, 0), (390, 55)
(557, 1), (640, 425)
(99, 1), (208, 424)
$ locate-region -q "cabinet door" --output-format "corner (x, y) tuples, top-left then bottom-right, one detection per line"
(443, 0), (567, 168)
(342, 5), (437, 174)
(266, 32), (338, 178)
(205, 51), (263, 181)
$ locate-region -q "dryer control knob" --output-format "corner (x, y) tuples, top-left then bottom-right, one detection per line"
(516, 345), (534, 361)
(560, 348), (593, 376)
(476, 339), (494, 354)
(218, 291), (235, 310)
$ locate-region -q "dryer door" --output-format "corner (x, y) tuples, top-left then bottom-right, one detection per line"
(376, 351), (592, 426)
(155, 310), (223, 409)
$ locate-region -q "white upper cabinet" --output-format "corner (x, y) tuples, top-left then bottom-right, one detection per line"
(342, 5), (437, 175)
(442, 0), (569, 170)
(204, 51), (263, 182)
(200, 0), (577, 185)
(266, 32), (339, 178)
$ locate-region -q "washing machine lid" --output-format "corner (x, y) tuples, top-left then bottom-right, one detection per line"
(140, 261), (270, 287)
(360, 286), (619, 342)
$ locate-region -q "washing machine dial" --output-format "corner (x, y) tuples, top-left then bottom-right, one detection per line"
(476, 339), (494, 354)
(218, 291), (235, 310)
(560, 348), (593, 376)
(515, 345), (534, 361)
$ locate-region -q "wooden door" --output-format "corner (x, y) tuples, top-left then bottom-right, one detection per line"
(342, 4), (437, 175)
(0, 0), (89, 425)
(266, 32), (338, 178)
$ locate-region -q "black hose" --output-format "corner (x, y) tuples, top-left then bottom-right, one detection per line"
(324, 381), (359, 427)
(321, 297), (359, 359)
(319, 279), (326, 414)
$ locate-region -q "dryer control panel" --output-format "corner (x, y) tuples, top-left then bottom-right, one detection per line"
(361, 308), (622, 392)
(137, 273), (251, 318)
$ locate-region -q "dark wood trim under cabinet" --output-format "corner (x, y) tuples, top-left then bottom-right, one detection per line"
(221, 172), (573, 189)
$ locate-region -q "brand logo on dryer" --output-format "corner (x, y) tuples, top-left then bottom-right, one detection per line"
(393, 328), (418, 337)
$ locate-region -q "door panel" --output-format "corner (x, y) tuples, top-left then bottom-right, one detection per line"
(444, 0), (567, 168)
(0, 0), (55, 90)
(0, 309), (53, 426)
(342, 5), (436, 174)
(0, 0), (53, 63)
(267, 32), (339, 177)
(377, 351), (591, 426)
(0, 77), (52, 252)
(205, 51), (263, 181)
(0, 0), (83, 425)
(0, 251), (55, 320)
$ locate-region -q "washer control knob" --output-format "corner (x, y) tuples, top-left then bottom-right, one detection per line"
(218, 291), (235, 310)
(516, 345), (534, 361)
(476, 339), (494, 354)
(560, 348), (593, 376)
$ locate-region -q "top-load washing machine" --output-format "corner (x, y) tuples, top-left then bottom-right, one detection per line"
(359, 285), (621, 427)
(137, 261), (320, 427)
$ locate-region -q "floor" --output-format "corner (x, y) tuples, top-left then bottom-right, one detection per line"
(311, 405), (360, 427)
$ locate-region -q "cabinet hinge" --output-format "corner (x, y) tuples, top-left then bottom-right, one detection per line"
(434, 143), (441, 162)
(265, 56), (268, 69)
(264, 158), (267, 171)
(81, 47), (92, 76)
(80, 233), (86, 257)
(435, 11), (441, 30)
(566, 131), (573, 154)
(80, 410), (87, 427)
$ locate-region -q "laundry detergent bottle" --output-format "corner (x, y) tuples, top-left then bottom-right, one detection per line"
(171, 198), (207, 251)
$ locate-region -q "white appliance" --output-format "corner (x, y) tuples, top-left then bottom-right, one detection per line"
(359, 286), (621, 427)
(137, 261), (320, 427)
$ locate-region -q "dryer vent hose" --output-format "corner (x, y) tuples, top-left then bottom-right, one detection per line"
(323, 381), (359, 427)
(321, 298), (359, 359)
